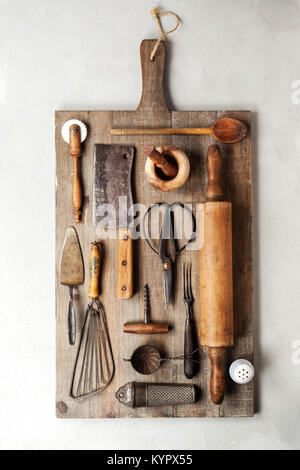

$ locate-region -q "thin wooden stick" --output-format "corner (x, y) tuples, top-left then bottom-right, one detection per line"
(111, 127), (210, 136)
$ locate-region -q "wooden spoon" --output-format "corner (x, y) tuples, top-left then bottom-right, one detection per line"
(111, 118), (247, 144)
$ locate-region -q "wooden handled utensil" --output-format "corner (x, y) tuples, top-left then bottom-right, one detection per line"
(182, 263), (196, 379)
(69, 125), (82, 223)
(70, 242), (115, 400)
(199, 144), (234, 404)
(60, 226), (84, 345)
(93, 144), (135, 299)
(61, 119), (88, 223)
(111, 117), (247, 144)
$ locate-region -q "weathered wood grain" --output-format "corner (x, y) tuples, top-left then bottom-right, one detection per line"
(55, 40), (253, 418)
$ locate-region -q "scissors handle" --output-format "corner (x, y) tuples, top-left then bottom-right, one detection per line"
(161, 256), (172, 305)
(142, 203), (196, 256)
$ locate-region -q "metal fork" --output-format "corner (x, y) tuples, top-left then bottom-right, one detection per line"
(182, 263), (195, 379)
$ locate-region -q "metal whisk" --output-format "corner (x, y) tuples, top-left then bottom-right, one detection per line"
(70, 243), (114, 400)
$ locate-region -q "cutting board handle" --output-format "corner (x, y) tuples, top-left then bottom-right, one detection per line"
(137, 40), (169, 114)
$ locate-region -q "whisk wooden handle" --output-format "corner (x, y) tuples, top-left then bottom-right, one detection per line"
(69, 124), (82, 223)
(88, 243), (101, 299)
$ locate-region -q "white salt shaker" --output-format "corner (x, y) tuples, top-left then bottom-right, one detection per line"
(229, 359), (255, 384)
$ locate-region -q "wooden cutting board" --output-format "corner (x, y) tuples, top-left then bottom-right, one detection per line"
(55, 39), (253, 418)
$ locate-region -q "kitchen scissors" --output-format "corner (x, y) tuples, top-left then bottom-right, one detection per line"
(142, 202), (196, 304)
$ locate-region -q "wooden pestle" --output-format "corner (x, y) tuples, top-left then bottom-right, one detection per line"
(69, 124), (82, 223)
(199, 145), (234, 405)
(144, 145), (178, 179)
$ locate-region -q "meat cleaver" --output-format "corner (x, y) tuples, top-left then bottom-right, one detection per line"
(93, 144), (135, 299)
(60, 226), (84, 345)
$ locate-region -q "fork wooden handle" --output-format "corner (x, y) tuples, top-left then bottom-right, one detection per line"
(184, 321), (194, 379)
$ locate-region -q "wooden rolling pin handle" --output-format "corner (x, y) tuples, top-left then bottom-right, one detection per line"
(206, 144), (223, 202)
(143, 145), (178, 179)
(88, 243), (101, 299)
(69, 124), (82, 223)
(209, 347), (227, 405)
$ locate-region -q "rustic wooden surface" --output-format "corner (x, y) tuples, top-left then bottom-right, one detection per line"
(55, 39), (253, 418)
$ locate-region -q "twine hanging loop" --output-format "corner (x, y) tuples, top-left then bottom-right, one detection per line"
(150, 7), (180, 61)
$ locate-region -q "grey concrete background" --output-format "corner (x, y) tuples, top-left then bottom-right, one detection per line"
(0, 0), (299, 450)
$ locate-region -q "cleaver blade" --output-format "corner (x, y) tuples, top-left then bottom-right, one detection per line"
(93, 144), (135, 299)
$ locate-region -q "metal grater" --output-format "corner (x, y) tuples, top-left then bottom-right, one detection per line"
(116, 382), (196, 408)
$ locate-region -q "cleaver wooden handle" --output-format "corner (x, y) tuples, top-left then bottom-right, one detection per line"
(116, 229), (133, 299)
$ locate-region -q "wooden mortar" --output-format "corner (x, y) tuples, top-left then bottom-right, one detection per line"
(145, 145), (190, 192)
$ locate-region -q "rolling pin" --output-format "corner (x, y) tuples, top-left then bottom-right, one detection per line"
(200, 145), (234, 405)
